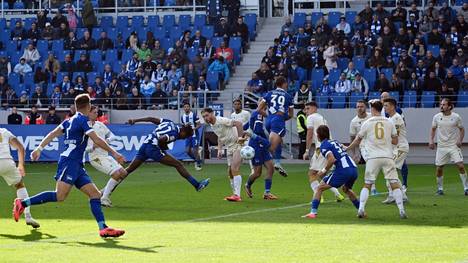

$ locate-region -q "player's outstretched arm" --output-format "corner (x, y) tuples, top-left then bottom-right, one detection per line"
(88, 131), (126, 164)
(286, 106), (294, 121)
(31, 125), (64, 161)
(303, 127), (314, 160)
(9, 137), (25, 176)
(458, 127), (465, 147)
(256, 100), (267, 116)
(128, 117), (161, 125)
(317, 152), (336, 178)
(346, 136), (362, 151)
(429, 126), (437, 149)
(233, 120), (243, 140)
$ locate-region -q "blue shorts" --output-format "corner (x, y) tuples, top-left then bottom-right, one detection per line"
(55, 158), (92, 189)
(185, 136), (199, 148)
(265, 114), (286, 137)
(135, 143), (166, 162)
(323, 167), (358, 189)
(249, 143), (272, 166)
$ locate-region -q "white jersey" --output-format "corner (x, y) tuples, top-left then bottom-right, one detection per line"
(0, 128), (14, 159)
(432, 112), (464, 148)
(389, 113), (409, 152)
(358, 116), (397, 159)
(306, 112), (328, 148)
(231, 110), (251, 126)
(180, 111), (200, 129)
(349, 113), (371, 138)
(210, 116), (239, 147)
(87, 121), (116, 159)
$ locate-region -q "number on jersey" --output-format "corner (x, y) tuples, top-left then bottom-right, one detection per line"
(374, 122), (384, 139)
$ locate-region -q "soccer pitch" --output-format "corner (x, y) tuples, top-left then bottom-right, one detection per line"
(0, 163), (467, 263)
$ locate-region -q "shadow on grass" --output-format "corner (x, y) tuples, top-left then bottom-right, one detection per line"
(0, 229), (57, 241)
(48, 239), (161, 253)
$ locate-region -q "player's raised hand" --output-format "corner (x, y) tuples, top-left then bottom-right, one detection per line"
(18, 164), (25, 177)
(456, 141), (462, 147)
(237, 137), (247, 145)
(30, 148), (41, 161)
(217, 150), (223, 159)
(428, 142), (435, 150)
(302, 152), (309, 161)
(127, 119), (135, 125)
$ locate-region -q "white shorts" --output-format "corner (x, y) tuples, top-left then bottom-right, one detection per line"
(0, 159), (22, 186)
(309, 148), (326, 171)
(227, 144), (242, 167)
(359, 146), (369, 162)
(393, 149), (408, 170)
(435, 146), (464, 166)
(90, 156), (123, 176)
(365, 158), (399, 183)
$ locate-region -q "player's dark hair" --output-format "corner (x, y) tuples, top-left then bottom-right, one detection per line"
(369, 99), (383, 112)
(180, 124), (194, 137)
(383, 98), (397, 107)
(201, 107), (213, 114)
(356, 100), (367, 107)
(275, 76), (287, 87)
(442, 97), (454, 110)
(316, 125), (330, 141)
(233, 98), (242, 104)
(305, 101), (318, 108)
(183, 101), (191, 107)
(75, 94), (90, 110)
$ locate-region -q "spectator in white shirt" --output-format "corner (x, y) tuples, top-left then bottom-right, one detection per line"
(335, 73), (352, 93)
(336, 17), (351, 36)
(350, 73), (369, 95)
(13, 58), (33, 76)
(21, 43), (41, 65)
(140, 75), (156, 97)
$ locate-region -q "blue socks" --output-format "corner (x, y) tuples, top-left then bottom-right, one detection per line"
(247, 177), (254, 187)
(311, 199), (320, 214)
(264, 179), (272, 193)
(90, 198), (107, 230)
(274, 145), (282, 166)
(401, 162), (408, 187)
(186, 175), (200, 189)
(22, 191), (57, 207)
(351, 199), (360, 209)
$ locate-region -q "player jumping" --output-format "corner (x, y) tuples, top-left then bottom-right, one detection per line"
(0, 128), (40, 228)
(85, 106), (128, 207)
(303, 125), (360, 218)
(242, 110), (278, 200)
(257, 76), (292, 177)
(13, 94), (126, 237)
(201, 107), (244, 202)
(100, 116), (210, 204)
(180, 102), (203, 171)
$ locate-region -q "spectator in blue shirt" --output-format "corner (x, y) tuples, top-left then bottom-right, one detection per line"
(208, 56), (230, 84)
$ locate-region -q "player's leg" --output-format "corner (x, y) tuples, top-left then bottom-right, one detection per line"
(303, 181), (331, 218)
(101, 167), (127, 207)
(450, 147), (467, 194)
(228, 148), (243, 201)
(435, 147), (450, 195)
(383, 160), (407, 218)
(192, 138), (202, 170)
(159, 154), (210, 191)
(79, 182), (125, 237)
(263, 159), (277, 199)
(401, 161), (409, 188)
(342, 185), (360, 210)
(13, 180), (40, 228)
(245, 164), (262, 198)
(358, 159), (379, 218)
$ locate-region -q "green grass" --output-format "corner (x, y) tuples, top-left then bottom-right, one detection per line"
(0, 163), (467, 262)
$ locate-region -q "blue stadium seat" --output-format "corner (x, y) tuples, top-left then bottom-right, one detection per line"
(73, 72), (85, 81)
(100, 16), (113, 28)
(9, 72), (20, 87)
(0, 18), (6, 29)
(74, 50), (86, 62)
(107, 27), (118, 40)
(421, 91), (435, 108)
(163, 15), (176, 29)
(15, 84), (28, 97)
(293, 13), (307, 27)
(331, 93), (346, 108)
(316, 93), (329, 109)
(105, 49), (118, 62)
(10, 51), (22, 64)
(295, 67), (308, 85)
(229, 37), (242, 64)
(13, 1), (24, 8)
(328, 11), (343, 27)
(389, 91), (400, 102)
(0, 28), (9, 43)
(56, 72), (68, 83)
(147, 15), (160, 28)
(368, 91), (381, 100)
(112, 60), (123, 73)
(457, 91), (468, 107)
(95, 61), (106, 73)
(363, 68), (376, 88)
(47, 83), (56, 96)
(169, 26), (182, 42)
(90, 50), (102, 62)
(427, 45), (440, 57)
(310, 12), (323, 26)
(9, 18), (22, 30)
(403, 91), (417, 108)
(381, 68), (393, 80)
(51, 40), (64, 52)
(187, 47), (199, 62)
(349, 92), (364, 106)
(120, 27), (132, 40)
(160, 38), (173, 51)
(352, 57), (366, 72)
(92, 27), (103, 40)
(121, 49), (133, 62)
(206, 71), (219, 90)
(87, 72), (99, 82)
(19, 39), (29, 51)
(201, 25), (214, 39)
(116, 16), (129, 30)
(153, 26), (166, 39)
(328, 69), (341, 86)
(194, 14), (206, 29)
(178, 15), (192, 30)
(345, 11), (357, 23)
(132, 16), (145, 30)
(137, 27), (149, 41)
(337, 57), (349, 71)
(310, 68), (324, 91)
(76, 27), (87, 39)
(24, 72), (34, 85)
(37, 39), (49, 52)
(24, 17), (35, 30)
(244, 13), (257, 40)
(211, 37), (224, 48)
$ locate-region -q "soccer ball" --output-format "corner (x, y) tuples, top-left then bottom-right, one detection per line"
(240, 146), (255, 160)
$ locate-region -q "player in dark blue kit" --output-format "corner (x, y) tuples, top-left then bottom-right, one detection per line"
(303, 125), (360, 219)
(180, 102), (202, 171)
(13, 94), (126, 237)
(257, 77), (293, 177)
(100, 116), (210, 204)
(241, 111), (277, 200)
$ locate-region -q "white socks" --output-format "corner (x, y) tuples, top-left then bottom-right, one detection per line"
(437, 176), (444, 191)
(17, 188), (31, 218)
(230, 178), (234, 194)
(233, 175), (242, 196)
(330, 187), (341, 197)
(393, 188), (405, 212)
(103, 178), (120, 199)
(310, 180), (319, 194)
(371, 184), (376, 192)
(460, 173), (468, 190)
(359, 188), (369, 211)
(386, 181), (393, 198)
